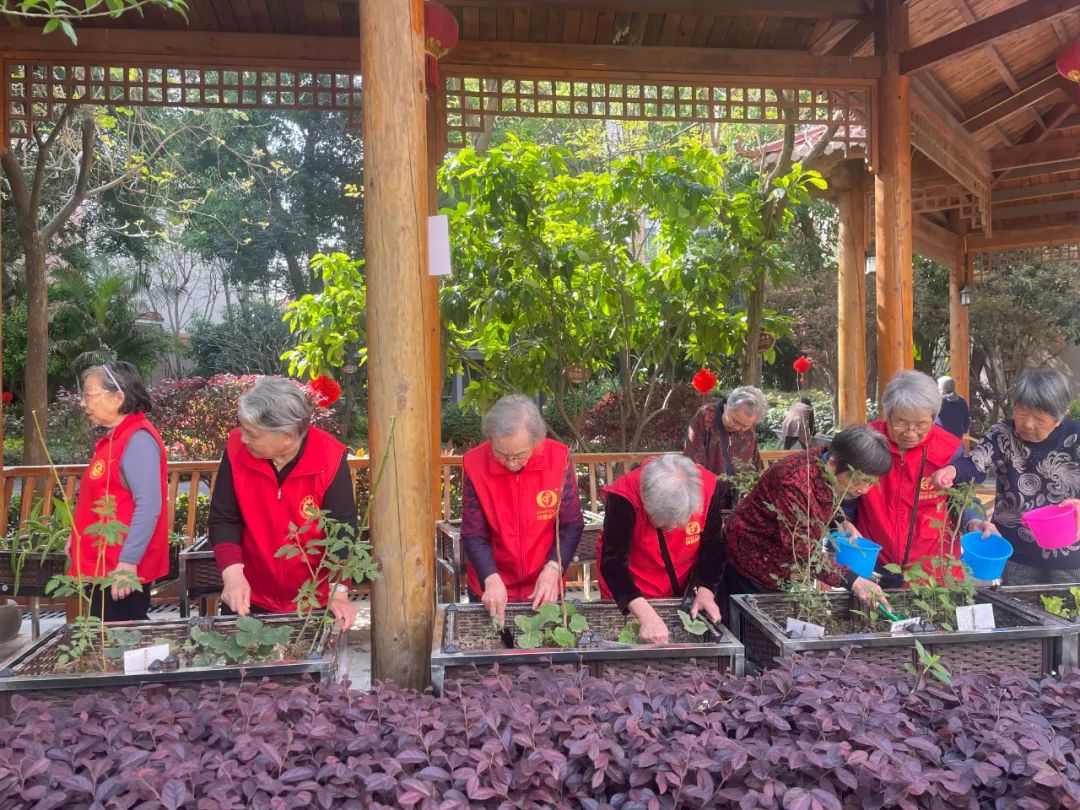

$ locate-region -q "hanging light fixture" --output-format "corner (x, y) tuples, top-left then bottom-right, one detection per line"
(864, 244), (876, 276)
(960, 285), (972, 307)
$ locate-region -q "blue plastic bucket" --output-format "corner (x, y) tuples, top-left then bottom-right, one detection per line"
(960, 531), (1013, 581)
(832, 532), (882, 579)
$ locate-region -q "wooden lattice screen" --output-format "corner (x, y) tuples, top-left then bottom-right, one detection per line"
(912, 180), (977, 220)
(972, 243), (1080, 279)
(444, 74), (873, 154)
(5, 61), (362, 138)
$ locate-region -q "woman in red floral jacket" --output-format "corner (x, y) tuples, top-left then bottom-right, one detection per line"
(724, 425), (892, 607)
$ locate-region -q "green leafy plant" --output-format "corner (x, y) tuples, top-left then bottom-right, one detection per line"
(185, 615), (294, 667)
(0, 497), (70, 594)
(514, 602), (589, 650)
(617, 619), (640, 644)
(905, 639), (953, 687)
(678, 609), (709, 637)
(3, 1), (189, 46)
(882, 557), (976, 631)
(1040, 587), (1080, 619)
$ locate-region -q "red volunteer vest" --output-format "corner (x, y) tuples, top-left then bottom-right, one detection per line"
(70, 413), (169, 584)
(596, 462), (718, 600)
(855, 420), (962, 576)
(462, 438), (570, 601)
(226, 426), (346, 613)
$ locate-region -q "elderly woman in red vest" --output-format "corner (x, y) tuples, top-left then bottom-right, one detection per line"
(70, 361), (169, 622)
(461, 394), (584, 626)
(597, 454), (725, 644)
(208, 377), (358, 630)
(850, 370), (992, 586)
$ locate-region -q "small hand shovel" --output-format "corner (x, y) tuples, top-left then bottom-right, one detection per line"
(498, 625), (515, 649)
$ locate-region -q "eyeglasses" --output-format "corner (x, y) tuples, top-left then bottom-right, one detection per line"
(79, 389), (109, 402)
(887, 418), (933, 434)
(492, 448), (532, 464)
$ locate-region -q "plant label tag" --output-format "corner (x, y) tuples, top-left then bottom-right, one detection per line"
(956, 603), (996, 631)
(427, 215), (452, 276)
(786, 618), (825, 639)
(123, 643), (170, 675)
(890, 618), (923, 634)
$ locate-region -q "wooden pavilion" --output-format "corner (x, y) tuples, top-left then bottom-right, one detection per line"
(0, 0), (1078, 689)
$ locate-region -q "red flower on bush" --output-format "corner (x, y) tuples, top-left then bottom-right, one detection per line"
(692, 368), (718, 394)
(793, 356), (813, 375)
(309, 375), (342, 408)
(1, 391), (11, 404)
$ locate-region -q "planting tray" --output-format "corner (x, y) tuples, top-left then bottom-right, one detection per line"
(0, 614), (337, 713)
(431, 599), (745, 695)
(177, 536), (220, 617)
(0, 550), (69, 598)
(729, 590), (1066, 677)
(977, 584), (1080, 670)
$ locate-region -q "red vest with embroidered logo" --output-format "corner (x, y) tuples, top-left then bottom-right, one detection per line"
(855, 420), (962, 575)
(226, 426), (345, 613)
(596, 461), (718, 600)
(70, 413), (169, 584)
(462, 438), (570, 601)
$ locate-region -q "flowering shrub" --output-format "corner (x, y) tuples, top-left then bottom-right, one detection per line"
(2, 656), (1080, 807)
(152, 375), (340, 461)
(581, 382), (711, 452)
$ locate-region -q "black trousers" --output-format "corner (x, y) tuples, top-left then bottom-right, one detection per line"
(85, 585), (151, 623)
(722, 565), (767, 621)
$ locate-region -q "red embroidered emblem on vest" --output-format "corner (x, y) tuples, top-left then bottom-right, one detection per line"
(685, 520), (702, 545)
(536, 490), (557, 508)
(88, 459), (105, 480)
(300, 494), (319, 519)
(918, 477), (940, 501)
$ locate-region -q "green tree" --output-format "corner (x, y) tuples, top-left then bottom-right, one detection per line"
(439, 136), (816, 450)
(188, 301), (294, 378)
(282, 252), (367, 440)
(0, 0), (187, 44)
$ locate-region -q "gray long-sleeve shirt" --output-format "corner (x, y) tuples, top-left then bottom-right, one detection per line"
(117, 429), (163, 565)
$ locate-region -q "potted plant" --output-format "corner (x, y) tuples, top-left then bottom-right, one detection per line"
(0, 497), (70, 598)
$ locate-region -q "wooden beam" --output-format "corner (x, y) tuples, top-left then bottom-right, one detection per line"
(962, 65), (1061, 133)
(447, 1), (869, 17)
(876, 0), (914, 397)
(0, 27), (363, 69)
(993, 197), (1080, 220)
(1059, 112), (1080, 129)
(446, 41), (882, 81)
(837, 161), (868, 427)
(992, 179), (1080, 203)
(913, 214), (963, 267)
(991, 137), (1080, 170)
(946, 211), (970, 401)
(1003, 156), (1080, 180)
(900, 0), (1080, 74)
(363, 0), (435, 691)
(967, 222), (1080, 250)
(826, 16), (875, 55)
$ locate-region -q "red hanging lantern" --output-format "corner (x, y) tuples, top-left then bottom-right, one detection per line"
(424, 2), (459, 89)
(1057, 38), (1080, 83)
(692, 368), (718, 394)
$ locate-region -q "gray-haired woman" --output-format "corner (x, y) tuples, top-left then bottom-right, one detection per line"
(849, 370), (991, 584)
(684, 385), (768, 509)
(933, 369), (1080, 584)
(460, 394), (583, 626)
(597, 454), (725, 644)
(208, 377), (358, 629)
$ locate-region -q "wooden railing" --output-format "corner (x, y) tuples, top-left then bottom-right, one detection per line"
(2, 450), (797, 543)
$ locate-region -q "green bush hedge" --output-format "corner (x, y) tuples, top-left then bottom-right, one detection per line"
(441, 403), (483, 449)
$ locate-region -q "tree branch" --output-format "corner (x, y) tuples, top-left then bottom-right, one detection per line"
(40, 111), (95, 242)
(29, 103), (78, 221)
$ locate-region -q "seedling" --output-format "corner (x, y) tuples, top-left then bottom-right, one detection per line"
(1040, 587), (1080, 620)
(617, 619), (641, 644)
(905, 639), (952, 687)
(185, 615), (294, 666)
(678, 609), (709, 636)
(514, 602), (589, 649)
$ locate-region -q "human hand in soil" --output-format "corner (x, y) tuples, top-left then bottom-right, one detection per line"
(931, 465), (957, 490)
(965, 519), (1000, 539)
(529, 561), (562, 610)
(851, 576), (889, 610)
(329, 590), (357, 632)
(689, 586), (721, 623)
(482, 573), (508, 627)
(629, 598), (669, 644)
(110, 561), (139, 601)
(221, 564), (252, 616)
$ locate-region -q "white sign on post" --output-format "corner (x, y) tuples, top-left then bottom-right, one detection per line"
(427, 214), (452, 277)
(123, 643), (171, 675)
(955, 603), (996, 632)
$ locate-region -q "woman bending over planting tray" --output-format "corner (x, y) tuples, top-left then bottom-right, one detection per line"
(723, 425), (892, 609)
(597, 454), (725, 644)
(933, 369), (1080, 585)
(461, 395), (583, 627)
(208, 377), (358, 631)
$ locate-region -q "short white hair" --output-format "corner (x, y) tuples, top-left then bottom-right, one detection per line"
(237, 377), (312, 437)
(640, 454), (703, 530)
(482, 394), (546, 442)
(726, 386), (768, 420)
(882, 370), (941, 420)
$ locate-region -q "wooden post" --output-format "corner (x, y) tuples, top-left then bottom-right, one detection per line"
(362, 0), (436, 690)
(427, 77), (444, 535)
(836, 160), (868, 427)
(949, 249), (973, 402)
(874, 0), (913, 400)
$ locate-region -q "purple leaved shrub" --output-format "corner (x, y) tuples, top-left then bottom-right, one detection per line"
(2, 655), (1080, 809)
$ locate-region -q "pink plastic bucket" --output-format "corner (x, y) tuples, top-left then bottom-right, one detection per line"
(1021, 504), (1079, 550)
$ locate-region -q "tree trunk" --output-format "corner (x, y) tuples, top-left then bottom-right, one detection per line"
(740, 270), (765, 385)
(23, 235), (49, 465)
